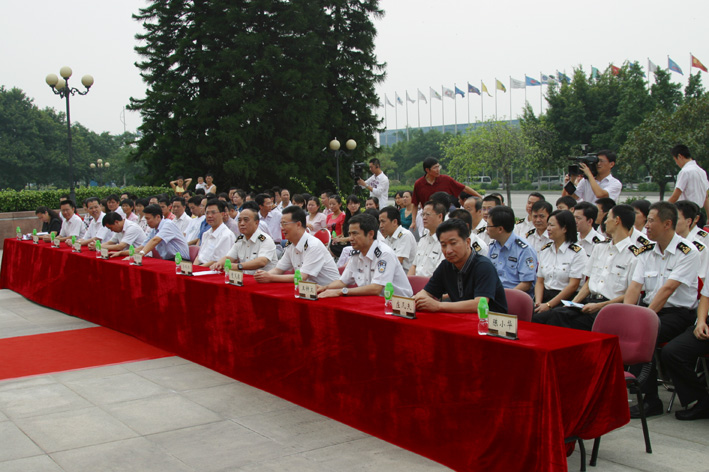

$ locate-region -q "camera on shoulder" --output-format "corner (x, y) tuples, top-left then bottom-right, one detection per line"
(568, 144), (598, 179)
(351, 161), (368, 181)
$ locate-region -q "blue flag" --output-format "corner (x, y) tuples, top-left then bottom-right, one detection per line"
(455, 86), (465, 97)
(668, 57), (683, 75)
(525, 76), (541, 86)
(591, 67), (599, 79)
(468, 83), (481, 95)
(557, 72), (571, 83)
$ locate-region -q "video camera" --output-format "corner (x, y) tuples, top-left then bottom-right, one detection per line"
(351, 161), (368, 181)
(568, 145), (599, 179)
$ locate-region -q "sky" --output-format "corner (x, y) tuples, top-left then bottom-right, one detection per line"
(1, 0), (707, 136)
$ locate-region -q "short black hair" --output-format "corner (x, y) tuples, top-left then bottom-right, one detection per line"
(255, 193), (272, 207)
(529, 192), (545, 201)
(574, 201), (598, 222)
(348, 213), (379, 237)
(597, 149), (617, 163)
(188, 196), (203, 206)
(102, 211), (124, 227)
(423, 157), (438, 173)
(482, 194), (502, 206)
(242, 201), (259, 213)
(106, 194), (120, 203)
(379, 206), (401, 225)
(143, 204), (163, 218)
(292, 194), (305, 206)
(550, 210), (578, 243)
(609, 204), (635, 231)
(365, 196), (379, 208)
(171, 196), (186, 207)
(60, 199), (76, 210)
(195, 188), (206, 195)
(120, 199), (135, 209)
(555, 196), (576, 209)
(430, 191), (453, 208)
(217, 192), (229, 200)
(85, 197), (100, 206)
(157, 196), (170, 205)
(436, 217), (470, 241)
(531, 200), (553, 215)
(675, 200), (700, 223)
(489, 206), (516, 232)
(448, 209), (473, 231)
(489, 192), (505, 205)
(136, 197), (150, 207)
(369, 157), (381, 168)
(649, 201), (678, 229)
(630, 199), (651, 218)
(424, 201), (447, 217)
(596, 197), (616, 214)
(206, 199), (226, 213)
(282, 205), (306, 226)
(671, 144), (691, 159)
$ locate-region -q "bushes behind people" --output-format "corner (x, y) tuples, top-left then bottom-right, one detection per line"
(0, 186), (171, 212)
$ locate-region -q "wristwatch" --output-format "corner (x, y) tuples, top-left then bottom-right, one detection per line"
(237, 263), (244, 271)
(341, 287), (349, 296)
(139, 250), (145, 255)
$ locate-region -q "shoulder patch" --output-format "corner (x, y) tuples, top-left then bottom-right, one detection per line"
(629, 244), (653, 256)
(692, 240), (705, 252)
(570, 243), (582, 253)
(515, 238), (528, 249)
(677, 241), (691, 254)
(698, 229), (708, 237)
(541, 242), (553, 251)
(237, 234), (245, 240)
(472, 241), (482, 253)
(526, 229), (535, 237)
(374, 247), (382, 258)
(516, 217), (525, 224)
(477, 227), (486, 234)
(258, 234), (266, 242)
(637, 235), (651, 247)
(592, 236), (601, 243)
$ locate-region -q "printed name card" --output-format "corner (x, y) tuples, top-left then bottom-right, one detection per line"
(488, 312), (518, 340)
(32, 235), (39, 244)
(131, 254), (143, 266)
(180, 261), (193, 276)
(72, 243), (81, 253)
(298, 281), (318, 300)
(53, 239), (60, 248)
(228, 269), (243, 286)
(100, 248), (109, 259)
(392, 296), (416, 319)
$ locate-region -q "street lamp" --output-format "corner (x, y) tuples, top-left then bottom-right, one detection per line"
(46, 66), (94, 203)
(329, 138), (357, 192)
(89, 158), (110, 186)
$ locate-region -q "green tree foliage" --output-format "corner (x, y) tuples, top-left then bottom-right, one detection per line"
(376, 129), (450, 183)
(685, 72), (705, 100)
(651, 69), (683, 112)
(130, 0), (385, 193)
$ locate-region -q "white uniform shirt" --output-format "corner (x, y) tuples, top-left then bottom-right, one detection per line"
(475, 221), (491, 246)
(59, 214), (85, 239)
(259, 209), (282, 243)
(689, 225), (709, 249)
(584, 237), (640, 300)
(675, 160), (709, 208)
(631, 227), (654, 248)
(197, 223), (236, 264)
(574, 174), (623, 203)
(577, 228), (605, 257)
(363, 172), (390, 207)
(341, 240), (413, 297)
(470, 232), (489, 257)
(276, 232), (340, 285)
(174, 212), (192, 236)
(686, 234), (709, 280)
(412, 230), (444, 278)
(513, 217), (534, 238)
(526, 228), (551, 255)
(537, 241), (587, 291)
(108, 220), (146, 247)
(632, 233), (701, 309)
(85, 212), (110, 241)
(384, 226), (417, 271)
(225, 228), (278, 274)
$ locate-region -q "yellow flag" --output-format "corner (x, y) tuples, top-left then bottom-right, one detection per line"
(496, 79), (507, 92)
(481, 81), (492, 97)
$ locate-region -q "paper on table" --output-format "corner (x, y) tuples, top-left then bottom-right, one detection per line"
(192, 270), (220, 276)
(561, 300), (584, 309)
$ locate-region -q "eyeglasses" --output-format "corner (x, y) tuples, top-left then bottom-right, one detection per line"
(280, 221), (296, 228)
(421, 212), (435, 217)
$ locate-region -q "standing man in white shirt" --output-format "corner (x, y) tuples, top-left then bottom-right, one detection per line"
(256, 193), (283, 248)
(563, 150), (623, 203)
(526, 200), (553, 254)
(357, 158), (390, 207)
(194, 199), (236, 266)
(668, 144), (709, 215)
(514, 192), (545, 237)
(45, 200), (85, 242)
(378, 206), (417, 272)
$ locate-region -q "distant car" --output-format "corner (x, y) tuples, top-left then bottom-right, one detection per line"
(534, 176), (563, 188)
(466, 176), (492, 185)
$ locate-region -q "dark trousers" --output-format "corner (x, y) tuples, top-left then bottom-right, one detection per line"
(661, 325), (709, 406)
(631, 306), (697, 400)
(532, 294), (606, 329)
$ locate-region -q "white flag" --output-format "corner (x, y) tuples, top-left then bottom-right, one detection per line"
(510, 77), (525, 89)
(385, 95), (394, 107)
(406, 91), (416, 103)
(648, 59), (658, 74)
(395, 92), (403, 105)
(418, 89), (427, 104)
(430, 87), (442, 100)
(442, 86), (455, 99)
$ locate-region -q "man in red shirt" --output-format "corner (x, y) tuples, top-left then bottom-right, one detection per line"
(411, 157), (480, 231)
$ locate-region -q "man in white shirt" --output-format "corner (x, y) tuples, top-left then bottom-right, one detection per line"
(526, 200), (553, 254)
(171, 196), (192, 236)
(256, 193), (282, 245)
(73, 197), (110, 247)
(668, 144), (709, 215)
(573, 202), (604, 256)
(378, 206), (417, 272)
(514, 192), (545, 237)
(675, 200), (708, 281)
(100, 213), (147, 252)
(111, 204), (189, 261)
(186, 196), (207, 245)
(211, 207), (277, 274)
(563, 150), (622, 203)
(276, 189), (291, 211)
(194, 200), (236, 266)
(463, 196), (487, 240)
(46, 200), (85, 242)
(106, 194), (126, 218)
(357, 158), (390, 207)
(409, 201), (446, 278)
(255, 206), (339, 286)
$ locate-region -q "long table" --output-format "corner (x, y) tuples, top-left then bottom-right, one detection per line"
(0, 239), (629, 471)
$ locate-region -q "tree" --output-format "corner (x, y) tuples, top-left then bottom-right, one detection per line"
(129, 0), (385, 193)
(376, 128), (450, 183)
(651, 69), (682, 113)
(685, 72), (705, 100)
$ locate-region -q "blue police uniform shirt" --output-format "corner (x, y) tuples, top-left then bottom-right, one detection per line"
(488, 232), (538, 296)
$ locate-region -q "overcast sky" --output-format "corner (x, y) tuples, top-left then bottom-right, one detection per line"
(2, 0), (707, 136)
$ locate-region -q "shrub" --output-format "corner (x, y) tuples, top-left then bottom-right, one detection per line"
(0, 186), (172, 212)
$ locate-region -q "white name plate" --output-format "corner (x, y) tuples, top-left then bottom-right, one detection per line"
(392, 295), (416, 319)
(298, 281), (318, 300)
(72, 243), (81, 252)
(32, 235), (39, 244)
(52, 239), (60, 248)
(228, 269), (243, 286)
(180, 261), (193, 276)
(488, 312), (518, 340)
(131, 254), (143, 266)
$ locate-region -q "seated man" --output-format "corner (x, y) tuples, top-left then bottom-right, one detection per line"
(171, 196), (191, 236)
(71, 197), (111, 247)
(100, 212), (146, 252)
(194, 199), (236, 266)
(448, 209), (488, 256)
(487, 206), (538, 297)
(408, 201), (446, 278)
(110, 204), (189, 261)
(675, 200), (708, 281)
(573, 201), (604, 256)
(526, 200), (552, 254)
(463, 196), (487, 238)
(185, 196), (207, 245)
(45, 199), (85, 242)
(413, 218), (507, 314)
(514, 192), (545, 237)
(210, 206), (278, 274)
(254, 206), (339, 285)
(317, 213), (413, 298)
(378, 206), (417, 272)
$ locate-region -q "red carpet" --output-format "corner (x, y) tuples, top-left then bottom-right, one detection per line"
(0, 327), (173, 380)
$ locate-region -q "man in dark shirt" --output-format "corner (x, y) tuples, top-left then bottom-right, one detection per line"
(413, 218), (507, 314)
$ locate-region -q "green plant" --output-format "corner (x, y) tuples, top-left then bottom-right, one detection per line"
(0, 186), (171, 212)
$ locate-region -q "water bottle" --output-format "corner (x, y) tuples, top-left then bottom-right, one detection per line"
(16, 226), (21, 240)
(224, 259), (232, 284)
(294, 269), (302, 298)
(175, 252), (183, 274)
(50, 232), (56, 247)
(478, 298), (489, 335)
(128, 244), (135, 262)
(384, 282), (394, 315)
(95, 240), (102, 258)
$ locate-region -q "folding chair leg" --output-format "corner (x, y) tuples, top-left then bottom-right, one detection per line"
(589, 437), (600, 467)
(668, 391), (677, 412)
(636, 388), (653, 453)
(577, 439), (586, 471)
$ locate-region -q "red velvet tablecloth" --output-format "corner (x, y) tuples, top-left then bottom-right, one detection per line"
(0, 239), (629, 471)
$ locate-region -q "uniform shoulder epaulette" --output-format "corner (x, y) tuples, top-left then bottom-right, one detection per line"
(515, 238), (529, 249)
(257, 234), (266, 242)
(569, 243), (582, 253)
(629, 244), (653, 256)
(637, 235), (651, 247)
(303, 241), (309, 250)
(477, 227), (486, 234)
(692, 240), (705, 252)
(597, 239), (611, 244)
(592, 236), (601, 243)
(541, 242), (553, 251)
(516, 217), (525, 224)
(285, 241), (292, 247)
(374, 247), (382, 258)
(677, 241), (691, 255)
(526, 229), (535, 238)
(472, 241), (482, 253)
(351, 250), (361, 255)
(698, 229), (708, 237)
(237, 234), (245, 240)
(397, 232), (403, 239)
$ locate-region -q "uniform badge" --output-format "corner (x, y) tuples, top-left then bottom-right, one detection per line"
(374, 247), (382, 258)
(516, 217), (525, 224)
(515, 239), (528, 249)
(397, 232), (403, 239)
(508, 256), (518, 262)
(304, 241), (308, 250)
(592, 236), (601, 243)
(526, 229), (535, 238)
(285, 241), (292, 247)
(638, 235), (651, 247)
(490, 253), (498, 259)
(477, 227), (486, 234)
(377, 260), (387, 273)
(258, 234), (266, 242)
(541, 242), (553, 251)
(693, 241), (705, 252)
(629, 244), (653, 256)
(677, 242), (691, 255)
(526, 257), (535, 270)
(351, 250), (361, 255)
(570, 243), (582, 253)
(698, 229), (708, 238)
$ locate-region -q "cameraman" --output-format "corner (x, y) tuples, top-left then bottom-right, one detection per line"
(357, 158), (390, 207)
(563, 150), (622, 204)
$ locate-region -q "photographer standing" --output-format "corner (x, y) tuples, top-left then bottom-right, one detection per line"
(357, 158), (390, 208)
(563, 150), (622, 203)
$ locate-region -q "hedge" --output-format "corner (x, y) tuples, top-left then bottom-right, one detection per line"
(0, 186), (172, 212)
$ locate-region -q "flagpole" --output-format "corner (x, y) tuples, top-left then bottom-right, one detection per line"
(429, 88), (432, 133)
(540, 72), (543, 114)
(454, 84), (458, 135)
(405, 92), (409, 141)
(495, 80), (498, 120)
(394, 95), (398, 143)
(416, 89), (421, 131)
(509, 77), (512, 120)
(524, 76), (527, 108)
(467, 84), (470, 125)
(384, 94), (388, 147)
(480, 81), (484, 122)
(440, 86), (445, 133)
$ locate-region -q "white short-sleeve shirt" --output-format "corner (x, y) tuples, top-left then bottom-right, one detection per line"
(675, 160), (709, 208)
(341, 240), (413, 297)
(108, 220), (146, 247)
(537, 241), (587, 291)
(59, 214), (85, 239)
(276, 232), (340, 285)
(574, 174), (622, 203)
(412, 231), (444, 278)
(384, 226), (417, 271)
(225, 228), (278, 274)
(584, 237), (640, 300)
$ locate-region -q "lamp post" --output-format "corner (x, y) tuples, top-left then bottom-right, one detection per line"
(329, 138), (357, 192)
(89, 159), (110, 186)
(46, 66), (94, 203)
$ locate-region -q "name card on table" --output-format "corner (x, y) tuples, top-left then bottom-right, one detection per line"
(53, 239), (60, 248)
(72, 243), (82, 253)
(100, 248), (109, 259)
(298, 281), (318, 300)
(392, 295), (416, 319)
(131, 254), (143, 266)
(488, 312), (518, 340)
(180, 261), (193, 276)
(228, 269), (243, 286)
(32, 235), (39, 244)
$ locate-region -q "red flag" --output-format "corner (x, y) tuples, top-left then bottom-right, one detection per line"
(611, 65), (620, 76)
(692, 55), (708, 72)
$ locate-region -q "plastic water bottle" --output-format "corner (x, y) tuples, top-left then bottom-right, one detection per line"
(478, 298), (489, 335)
(224, 259), (232, 284)
(16, 226), (21, 240)
(95, 240), (101, 258)
(128, 244), (135, 262)
(294, 269), (302, 298)
(384, 282), (394, 315)
(175, 252), (183, 274)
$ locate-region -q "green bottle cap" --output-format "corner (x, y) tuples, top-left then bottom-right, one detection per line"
(478, 298), (489, 319)
(224, 259), (232, 271)
(129, 245), (135, 256)
(33, 229), (37, 235)
(71, 235), (76, 244)
(96, 240), (101, 250)
(384, 282), (394, 300)
(16, 226), (21, 232)
(175, 252), (182, 264)
(50, 232), (56, 241)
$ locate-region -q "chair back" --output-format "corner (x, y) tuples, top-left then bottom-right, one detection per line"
(313, 229), (331, 247)
(592, 305), (659, 365)
(504, 288), (534, 322)
(407, 275), (429, 294)
(188, 245), (200, 262)
(338, 266), (346, 275)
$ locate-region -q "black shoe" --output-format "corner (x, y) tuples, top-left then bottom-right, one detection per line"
(675, 397), (709, 421)
(629, 397), (663, 419)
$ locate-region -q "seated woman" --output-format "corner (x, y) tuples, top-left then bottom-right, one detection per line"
(306, 196), (327, 233)
(330, 195), (361, 258)
(532, 210), (587, 319)
(399, 190), (415, 230)
(35, 206), (62, 234)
